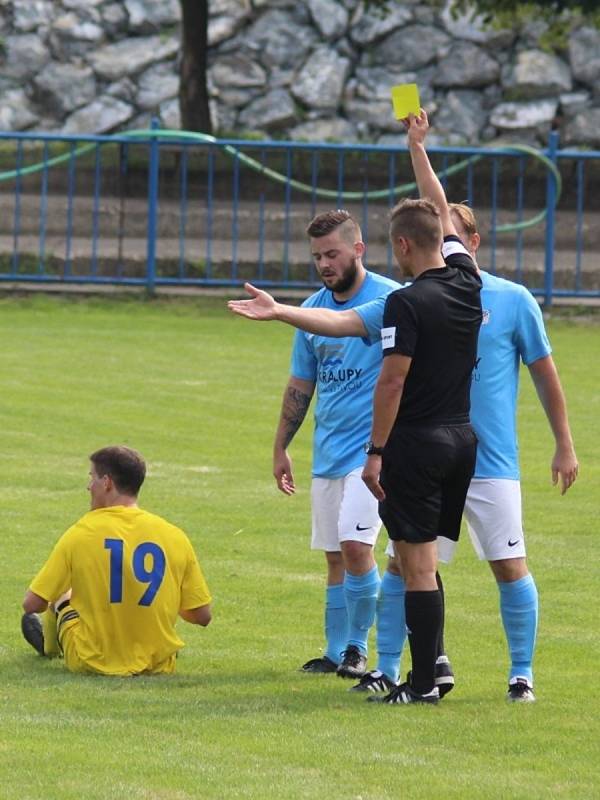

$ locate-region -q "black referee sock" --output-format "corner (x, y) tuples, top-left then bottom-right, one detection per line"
(405, 589), (443, 695)
(435, 571), (446, 659)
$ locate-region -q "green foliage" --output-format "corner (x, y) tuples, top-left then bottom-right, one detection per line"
(446, 0), (600, 51)
(159, 23), (180, 43)
(448, 0), (600, 15)
(0, 295), (599, 799)
(362, 0), (600, 53)
(363, 0), (600, 15)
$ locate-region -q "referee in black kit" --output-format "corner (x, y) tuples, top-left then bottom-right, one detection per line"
(362, 110), (482, 705)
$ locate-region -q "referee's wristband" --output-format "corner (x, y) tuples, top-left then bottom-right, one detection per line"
(364, 441), (385, 456)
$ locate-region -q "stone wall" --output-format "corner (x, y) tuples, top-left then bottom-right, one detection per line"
(1, 0), (600, 147)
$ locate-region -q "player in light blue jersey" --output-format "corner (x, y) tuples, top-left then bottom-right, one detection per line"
(229, 206), (578, 702)
(271, 209), (401, 679)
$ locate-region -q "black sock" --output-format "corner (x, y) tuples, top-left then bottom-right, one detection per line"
(405, 589), (442, 694)
(435, 571), (445, 659)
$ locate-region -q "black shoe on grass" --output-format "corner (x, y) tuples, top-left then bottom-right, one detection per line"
(349, 670), (396, 693)
(336, 645), (367, 679)
(507, 677), (536, 703)
(21, 613), (45, 656)
(406, 656), (455, 700)
(300, 656), (338, 673)
(368, 681), (440, 705)
(435, 655), (455, 698)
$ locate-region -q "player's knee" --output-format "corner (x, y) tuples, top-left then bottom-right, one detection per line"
(489, 557), (528, 583)
(325, 550), (343, 568)
(325, 550), (344, 583)
(341, 541), (374, 573)
(402, 564), (437, 590)
(386, 556), (403, 578)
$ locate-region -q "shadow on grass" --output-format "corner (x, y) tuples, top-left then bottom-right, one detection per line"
(8, 650), (460, 718)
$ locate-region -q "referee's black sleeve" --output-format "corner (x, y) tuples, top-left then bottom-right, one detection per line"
(442, 235), (481, 282)
(382, 290), (418, 358)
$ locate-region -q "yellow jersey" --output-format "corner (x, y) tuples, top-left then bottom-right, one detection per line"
(29, 505), (211, 676)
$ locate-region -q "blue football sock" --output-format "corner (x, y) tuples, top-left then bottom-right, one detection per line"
(324, 583), (347, 665)
(376, 571), (406, 683)
(344, 566), (381, 656)
(498, 573), (538, 684)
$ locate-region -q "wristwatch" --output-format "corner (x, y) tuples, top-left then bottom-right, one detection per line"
(364, 441), (385, 456)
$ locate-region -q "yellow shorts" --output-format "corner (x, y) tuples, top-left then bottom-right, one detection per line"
(56, 605), (177, 675)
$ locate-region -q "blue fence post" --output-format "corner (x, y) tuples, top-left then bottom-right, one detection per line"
(146, 117), (160, 294)
(543, 130), (559, 309)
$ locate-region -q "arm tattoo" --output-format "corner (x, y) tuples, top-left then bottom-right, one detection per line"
(281, 386), (312, 449)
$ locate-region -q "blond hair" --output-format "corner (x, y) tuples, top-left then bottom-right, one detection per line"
(449, 202), (479, 236)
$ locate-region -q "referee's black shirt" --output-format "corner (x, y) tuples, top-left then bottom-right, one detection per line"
(381, 236), (482, 427)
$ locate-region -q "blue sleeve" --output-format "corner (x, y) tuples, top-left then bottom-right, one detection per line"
(514, 288), (552, 365)
(354, 296), (386, 345)
(290, 329), (317, 381)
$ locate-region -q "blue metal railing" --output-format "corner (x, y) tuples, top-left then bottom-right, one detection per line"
(543, 131), (559, 308)
(145, 119), (160, 294)
(0, 127), (598, 305)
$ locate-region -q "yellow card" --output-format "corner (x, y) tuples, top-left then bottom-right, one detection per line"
(390, 83), (420, 120)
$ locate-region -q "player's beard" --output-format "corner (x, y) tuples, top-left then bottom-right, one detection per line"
(321, 256), (359, 294)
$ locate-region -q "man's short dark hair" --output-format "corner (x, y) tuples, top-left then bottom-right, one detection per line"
(90, 446), (146, 496)
(306, 209), (361, 244)
(389, 198), (443, 250)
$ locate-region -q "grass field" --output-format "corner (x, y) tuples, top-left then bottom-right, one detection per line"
(1, 294), (599, 800)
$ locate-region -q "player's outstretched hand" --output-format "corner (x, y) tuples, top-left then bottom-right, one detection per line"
(401, 109), (429, 146)
(228, 283), (279, 320)
(274, 450), (296, 496)
(362, 455), (385, 501)
(552, 444), (579, 495)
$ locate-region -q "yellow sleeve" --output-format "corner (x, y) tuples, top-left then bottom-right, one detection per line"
(29, 532), (72, 603)
(180, 540), (211, 610)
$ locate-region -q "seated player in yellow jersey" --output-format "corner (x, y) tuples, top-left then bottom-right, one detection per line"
(21, 445), (212, 676)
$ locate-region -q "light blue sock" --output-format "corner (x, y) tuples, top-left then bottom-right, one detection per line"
(344, 566), (381, 656)
(324, 584), (347, 665)
(498, 574), (538, 684)
(376, 571), (406, 683)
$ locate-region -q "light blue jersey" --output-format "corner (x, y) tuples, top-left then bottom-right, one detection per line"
(471, 272), (551, 478)
(291, 271), (401, 478)
(355, 271), (551, 480)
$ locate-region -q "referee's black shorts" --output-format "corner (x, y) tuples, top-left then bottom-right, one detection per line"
(379, 423), (477, 544)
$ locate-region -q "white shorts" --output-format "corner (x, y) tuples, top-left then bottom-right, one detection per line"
(384, 536), (455, 564)
(311, 467), (382, 551)
(385, 536), (458, 564)
(384, 479), (525, 564)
